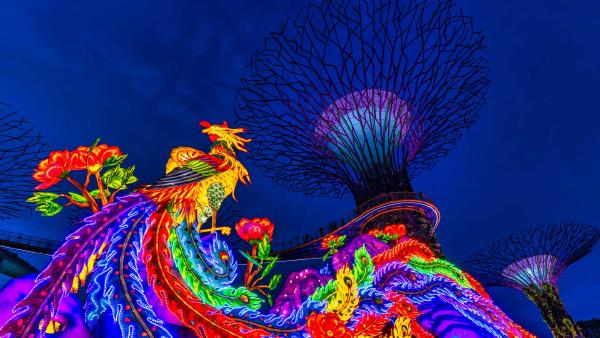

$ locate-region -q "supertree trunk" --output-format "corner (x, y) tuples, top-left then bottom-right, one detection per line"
(352, 168), (413, 206)
(349, 166), (414, 206)
(523, 284), (584, 338)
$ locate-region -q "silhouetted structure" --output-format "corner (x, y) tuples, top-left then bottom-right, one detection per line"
(0, 230), (60, 256)
(464, 223), (600, 338)
(0, 247), (37, 277)
(236, 0), (489, 255)
(0, 103), (47, 219)
(577, 318), (600, 338)
(0, 103), (47, 274)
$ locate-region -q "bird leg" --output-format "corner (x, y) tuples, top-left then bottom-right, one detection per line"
(197, 210), (231, 235)
(196, 210), (216, 233)
(211, 210), (217, 232)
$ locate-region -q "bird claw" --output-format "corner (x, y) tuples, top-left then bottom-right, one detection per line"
(197, 226), (231, 235)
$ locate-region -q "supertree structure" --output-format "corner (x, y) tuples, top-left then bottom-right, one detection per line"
(236, 0), (490, 255)
(464, 223), (600, 338)
(0, 103), (47, 219)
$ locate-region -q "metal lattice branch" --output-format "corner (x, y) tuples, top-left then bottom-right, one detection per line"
(463, 223), (600, 290)
(236, 0), (489, 204)
(0, 103), (48, 219)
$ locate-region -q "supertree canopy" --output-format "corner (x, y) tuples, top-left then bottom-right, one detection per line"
(236, 0), (490, 205)
(464, 223), (600, 338)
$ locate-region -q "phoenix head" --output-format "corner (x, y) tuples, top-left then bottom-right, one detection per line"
(199, 120), (251, 153)
(199, 120), (251, 185)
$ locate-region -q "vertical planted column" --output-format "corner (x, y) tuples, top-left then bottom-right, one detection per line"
(523, 284), (583, 338)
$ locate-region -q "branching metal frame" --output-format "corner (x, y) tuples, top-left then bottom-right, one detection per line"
(236, 0), (489, 204)
(0, 103), (47, 219)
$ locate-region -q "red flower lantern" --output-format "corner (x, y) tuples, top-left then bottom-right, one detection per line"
(321, 234), (342, 250)
(382, 224), (407, 237)
(71, 144), (122, 173)
(33, 150), (72, 190)
(368, 223), (407, 241)
(29, 141), (134, 216)
(306, 312), (352, 338)
(69, 147), (89, 171)
(235, 218), (274, 244)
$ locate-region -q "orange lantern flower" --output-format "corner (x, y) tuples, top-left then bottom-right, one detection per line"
(33, 150), (72, 190)
(321, 234), (343, 250)
(70, 144), (122, 173)
(69, 147), (89, 171)
(368, 223), (407, 240)
(382, 224), (407, 237)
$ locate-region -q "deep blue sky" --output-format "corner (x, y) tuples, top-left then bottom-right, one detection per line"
(1, 1), (599, 337)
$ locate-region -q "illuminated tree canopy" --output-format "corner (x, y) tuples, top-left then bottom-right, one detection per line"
(236, 0), (490, 204)
(463, 223), (600, 290)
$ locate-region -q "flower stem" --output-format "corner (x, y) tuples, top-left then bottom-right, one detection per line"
(248, 263), (264, 287)
(66, 176), (99, 213)
(83, 170), (91, 189)
(244, 245), (258, 289)
(108, 190), (119, 204)
(59, 194), (89, 209)
(255, 288), (268, 297)
(250, 275), (264, 289)
(94, 172), (109, 206)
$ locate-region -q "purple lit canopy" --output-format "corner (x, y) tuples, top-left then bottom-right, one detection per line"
(464, 223), (600, 290)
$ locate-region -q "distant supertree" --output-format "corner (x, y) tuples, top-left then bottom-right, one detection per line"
(464, 224), (600, 338)
(0, 103), (47, 219)
(236, 0), (489, 253)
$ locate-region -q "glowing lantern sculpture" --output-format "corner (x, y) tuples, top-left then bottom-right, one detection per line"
(464, 223), (600, 337)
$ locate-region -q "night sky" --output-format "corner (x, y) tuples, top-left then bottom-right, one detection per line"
(1, 1), (599, 337)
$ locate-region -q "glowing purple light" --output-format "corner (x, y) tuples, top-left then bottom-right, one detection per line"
(313, 89), (419, 163)
(501, 254), (559, 288)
